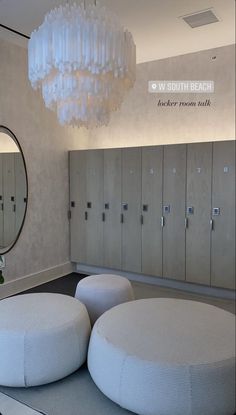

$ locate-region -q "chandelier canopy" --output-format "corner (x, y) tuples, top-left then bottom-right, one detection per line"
(28, 1), (136, 128)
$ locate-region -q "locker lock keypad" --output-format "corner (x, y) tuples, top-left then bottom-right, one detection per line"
(212, 207), (220, 216)
(87, 202), (92, 209)
(163, 205), (170, 214)
(187, 206), (194, 215)
(105, 203), (109, 210)
(143, 204), (148, 212)
(122, 203), (128, 210)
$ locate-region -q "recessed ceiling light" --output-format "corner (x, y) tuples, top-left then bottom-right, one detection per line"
(180, 9), (220, 28)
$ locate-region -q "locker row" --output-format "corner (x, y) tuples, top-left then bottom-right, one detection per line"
(0, 153), (27, 248)
(69, 141), (235, 290)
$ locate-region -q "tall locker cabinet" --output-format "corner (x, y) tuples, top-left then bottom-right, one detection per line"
(163, 145), (186, 281)
(70, 151), (87, 263)
(211, 141), (235, 289)
(141, 147), (163, 276)
(3, 154), (16, 247)
(103, 149), (122, 269)
(122, 148), (142, 272)
(85, 150), (104, 266)
(70, 150), (104, 266)
(15, 153), (27, 236)
(186, 143), (212, 285)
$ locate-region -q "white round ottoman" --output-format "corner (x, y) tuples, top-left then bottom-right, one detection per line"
(88, 298), (236, 415)
(75, 274), (134, 325)
(0, 293), (91, 387)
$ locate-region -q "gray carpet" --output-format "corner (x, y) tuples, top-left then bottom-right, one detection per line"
(0, 365), (133, 415)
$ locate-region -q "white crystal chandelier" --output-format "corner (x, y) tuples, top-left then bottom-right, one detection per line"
(28, 1), (136, 128)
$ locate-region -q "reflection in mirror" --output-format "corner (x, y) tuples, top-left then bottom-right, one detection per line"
(0, 127), (28, 253)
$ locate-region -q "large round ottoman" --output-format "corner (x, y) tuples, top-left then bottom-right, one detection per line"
(0, 293), (91, 387)
(75, 274), (134, 325)
(88, 298), (236, 415)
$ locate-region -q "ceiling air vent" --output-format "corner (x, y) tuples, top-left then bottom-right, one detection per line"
(182, 9), (219, 28)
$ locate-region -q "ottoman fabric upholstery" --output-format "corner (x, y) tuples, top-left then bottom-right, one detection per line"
(88, 298), (236, 415)
(0, 293), (91, 387)
(75, 274), (134, 324)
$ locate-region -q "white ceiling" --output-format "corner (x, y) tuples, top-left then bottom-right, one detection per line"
(0, 0), (235, 63)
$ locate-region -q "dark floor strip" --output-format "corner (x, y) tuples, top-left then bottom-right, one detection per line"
(19, 273), (86, 297)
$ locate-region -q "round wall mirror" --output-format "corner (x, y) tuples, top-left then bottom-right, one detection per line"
(0, 126), (28, 254)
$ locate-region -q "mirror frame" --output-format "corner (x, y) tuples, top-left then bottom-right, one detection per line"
(0, 125), (28, 254)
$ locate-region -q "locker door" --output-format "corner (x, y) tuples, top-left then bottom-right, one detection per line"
(186, 143), (212, 285)
(163, 145), (186, 281)
(122, 148), (142, 272)
(86, 150), (104, 266)
(103, 149), (122, 269)
(3, 153), (16, 247)
(15, 153), (27, 236)
(69, 151), (87, 263)
(141, 146), (163, 276)
(211, 141), (235, 289)
(0, 155), (3, 248)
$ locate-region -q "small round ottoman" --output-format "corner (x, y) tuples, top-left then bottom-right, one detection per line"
(0, 293), (91, 387)
(75, 274), (134, 325)
(88, 298), (236, 415)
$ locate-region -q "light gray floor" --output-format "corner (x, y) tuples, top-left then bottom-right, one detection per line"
(132, 281), (235, 314)
(0, 392), (42, 415)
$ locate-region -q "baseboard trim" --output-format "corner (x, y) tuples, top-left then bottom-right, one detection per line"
(76, 263), (235, 300)
(0, 262), (74, 299)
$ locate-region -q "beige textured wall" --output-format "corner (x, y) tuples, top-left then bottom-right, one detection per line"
(0, 38), (89, 283)
(79, 44), (235, 149)
(0, 37), (234, 285)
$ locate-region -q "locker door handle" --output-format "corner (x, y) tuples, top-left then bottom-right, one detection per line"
(13, 204), (16, 212)
(210, 219), (214, 231)
(120, 213), (124, 224)
(0, 203), (3, 211)
(161, 216), (165, 227)
(102, 212), (105, 222)
(185, 218), (189, 229)
(85, 211), (88, 221)
(140, 214), (144, 225)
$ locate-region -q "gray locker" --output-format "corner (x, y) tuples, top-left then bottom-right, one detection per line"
(186, 143), (212, 285)
(103, 149), (122, 269)
(0, 155), (3, 248)
(15, 153), (27, 236)
(122, 148), (142, 272)
(211, 141), (235, 289)
(69, 151), (87, 263)
(85, 150), (104, 266)
(141, 146), (163, 276)
(3, 154), (16, 247)
(163, 145), (186, 281)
